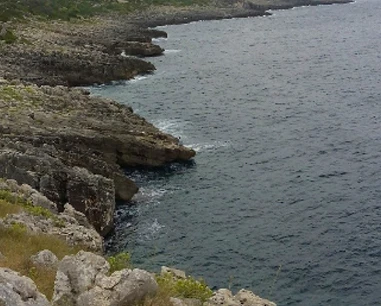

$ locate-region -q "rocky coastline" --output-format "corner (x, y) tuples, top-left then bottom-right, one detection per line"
(0, 0), (352, 305)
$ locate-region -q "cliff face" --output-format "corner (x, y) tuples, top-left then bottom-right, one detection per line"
(0, 82), (195, 235)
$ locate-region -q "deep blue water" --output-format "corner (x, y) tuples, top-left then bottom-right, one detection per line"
(91, 1), (381, 304)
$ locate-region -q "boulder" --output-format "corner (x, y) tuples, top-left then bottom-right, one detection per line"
(235, 289), (276, 306)
(77, 269), (158, 306)
(52, 251), (158, 306)
(0, 268), (51, 306)
(204, 289), (240, 306)
(30, 250), (59, 269)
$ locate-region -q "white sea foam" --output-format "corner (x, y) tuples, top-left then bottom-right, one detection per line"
(139, 219), (165, 241)
(189, 140), (231, 153)
(127, 76), (148, 83)
(121, 51), (135, 58)
(133, 187), (167, 204)
(164, 49), (181, 54)
(152, 119), (186, 139)
(152, 37), (168, 43)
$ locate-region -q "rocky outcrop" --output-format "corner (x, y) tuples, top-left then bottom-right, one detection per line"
(52, 251), (158, 306)
(0, 17), (169, 87)
(112, 41), (164, 57)
(0, 268), (50, 306)
(0, 46), (155, 87)
(1, 211), (103, 252)
(171, 297), (203, 306)
(0, 84), (195, 235)
(205, 288), (276, 306)
(0, 179), (103, 251)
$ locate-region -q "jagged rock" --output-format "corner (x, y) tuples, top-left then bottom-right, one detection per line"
(204, 289), (276, 306)
(204, 289), (240, 306)
(1, 46), (155, 87)
(161, 266), (187, 279)
(52, 251), (158, 306)
(77, 269), (158, 306)
(235, 289), (276, 306)
(0, 179), (57, 214)
(171, 297), (203, 306)
(0, 267), (51, 306)
(63, 203), (91, 228)
(66, 167), (115, 236)
(53, 251), (110, 304)
(30, 250), (59, 269)
(118, 42), (164, 57)
(0, 180), (103, 251)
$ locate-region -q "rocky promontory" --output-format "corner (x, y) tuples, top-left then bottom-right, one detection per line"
(0, 81), (195, 235)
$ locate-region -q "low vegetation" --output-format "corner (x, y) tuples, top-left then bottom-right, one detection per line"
(107, 252), (132, 273)
(0, 189), (64, 227)
(0, 223), (82, 299)
(0, 190), (83, 299)
(0, 0), (211, 22)
(137, 272), (213, 305)
(0, 191), (214, 304)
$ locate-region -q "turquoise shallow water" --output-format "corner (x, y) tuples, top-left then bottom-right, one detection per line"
(91, 1), (381, 304)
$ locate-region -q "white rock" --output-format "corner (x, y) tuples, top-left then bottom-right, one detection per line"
(171, 297), (202, 306)
(30, 250), (59, 268)
(235, 289), (276, 306)
(204, 289), (240, 306)
(52, 251), (157, 306)
(0, 267), (51, 306)
(161, 266), (187, 279)
(77, 268), (158, 306)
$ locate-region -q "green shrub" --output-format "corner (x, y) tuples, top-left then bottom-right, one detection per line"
(107, 252), (131, 273)
(156, 272), (213, 302)
(0, 190), (26, 205)
(0, 29), (17, 44)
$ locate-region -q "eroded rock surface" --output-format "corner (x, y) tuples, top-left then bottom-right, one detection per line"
(0, 84), (195, 235)
(52, 251), (158, 306)
(0, 179), (103, 252)
(30, 250), (59, 269)
(205, 288), (276, 306)
(0, 268), (51, 306)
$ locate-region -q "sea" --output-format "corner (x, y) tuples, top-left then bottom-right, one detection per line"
(90, 0), (381, 304)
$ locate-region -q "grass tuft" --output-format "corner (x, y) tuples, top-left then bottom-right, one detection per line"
(0, 199), (22, 218)
(0, 224), (83, 300)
